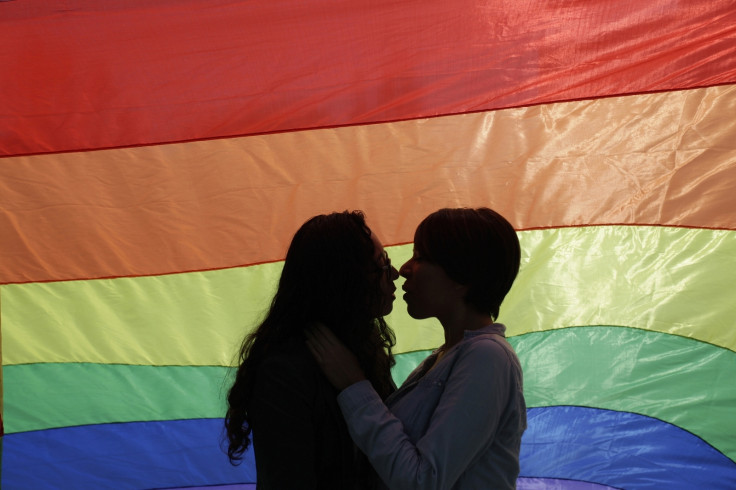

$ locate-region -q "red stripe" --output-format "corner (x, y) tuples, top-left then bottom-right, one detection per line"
(2, 0), (735, 155)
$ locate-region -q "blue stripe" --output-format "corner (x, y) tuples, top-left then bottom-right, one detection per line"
(517, 477), (619, 489)
(2, 419), (255, 490)
(520, 406), (736, 488)
(6, 407), (736, 488)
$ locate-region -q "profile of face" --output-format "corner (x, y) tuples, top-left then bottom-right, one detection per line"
(399, 249), (467, 321)
(370, 232), (399, 316)
(399, 207), (520, 323)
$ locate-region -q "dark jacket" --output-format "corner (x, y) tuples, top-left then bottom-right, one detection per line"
(249, 336), (378, 489)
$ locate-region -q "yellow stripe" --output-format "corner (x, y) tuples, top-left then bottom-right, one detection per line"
(3, 226), (734, 366)
(3, 264), (281, 366)
(502, 226), (736, 350)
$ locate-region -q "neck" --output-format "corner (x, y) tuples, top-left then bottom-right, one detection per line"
(440, 308), (494, 350)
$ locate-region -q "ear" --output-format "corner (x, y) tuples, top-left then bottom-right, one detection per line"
(453, 281), (470, 298)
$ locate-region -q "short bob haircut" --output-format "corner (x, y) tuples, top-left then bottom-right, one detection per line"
(413, 207), (521, 320)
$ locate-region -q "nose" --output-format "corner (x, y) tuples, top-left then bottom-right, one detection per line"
(399, 258), (411, 278)
(390, 265), (400, 280)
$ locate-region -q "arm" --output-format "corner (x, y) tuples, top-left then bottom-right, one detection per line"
(338, 339), (513, 490)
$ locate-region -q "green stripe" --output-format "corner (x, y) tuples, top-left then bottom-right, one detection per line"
(4, 363), (233, 434)
(391, 350), (430, 386)
(10, 326), (735, 464)
(3, 226), (735, 366)
(394, 326), (736, 461)
(513, 326), (736, 461)
(4, 356), (423, 434)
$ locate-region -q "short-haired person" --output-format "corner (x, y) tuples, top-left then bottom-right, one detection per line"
(307, 207), (526, 489)
(225, 211), (400, 489)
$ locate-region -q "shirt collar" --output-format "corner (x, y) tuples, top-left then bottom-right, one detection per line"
(464, 322), (506, 339)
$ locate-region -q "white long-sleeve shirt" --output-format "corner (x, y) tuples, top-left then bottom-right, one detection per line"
(337, 323), (526, 490)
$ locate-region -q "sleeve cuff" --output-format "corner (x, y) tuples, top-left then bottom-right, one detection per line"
(337, 379), (381, 415)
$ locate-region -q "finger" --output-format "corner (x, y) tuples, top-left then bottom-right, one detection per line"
(305, 337), (323, 362)
(306, 324), (332, 348)
(314, 323), (339, 345)
(309, 324), (334, 346)
(304, 328), (320, 349)
(305, 329), (323, 351)
(305, 325), (329, 351)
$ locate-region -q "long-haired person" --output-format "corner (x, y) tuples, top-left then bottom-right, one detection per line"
(307, 207), (526, 489)
(225, 210), (399, 489)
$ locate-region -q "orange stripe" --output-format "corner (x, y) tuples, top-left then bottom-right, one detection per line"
(2, 1), (735, 155)
(1, 86), (734, 284)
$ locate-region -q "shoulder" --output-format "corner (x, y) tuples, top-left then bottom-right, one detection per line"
(249, 337), (336, 417)
(254, 336), (322, 388)
(463, 333), (511, 357)
(260, 336), (313, 368)
(456, 334), (521, 374)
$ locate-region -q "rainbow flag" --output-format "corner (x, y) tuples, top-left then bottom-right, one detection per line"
(2, 1), (735, 488)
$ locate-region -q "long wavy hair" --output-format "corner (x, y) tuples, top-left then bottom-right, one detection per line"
(225, 210), (396, 464)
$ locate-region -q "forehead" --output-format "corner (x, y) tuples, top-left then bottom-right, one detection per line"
(370, 231), (384, 258)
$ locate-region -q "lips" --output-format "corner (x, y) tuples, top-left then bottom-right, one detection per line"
(401, 284), (411, 303)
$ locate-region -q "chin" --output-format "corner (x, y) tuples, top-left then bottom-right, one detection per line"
(374, 300), (394, 318)
(405, 306), (429, 320)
